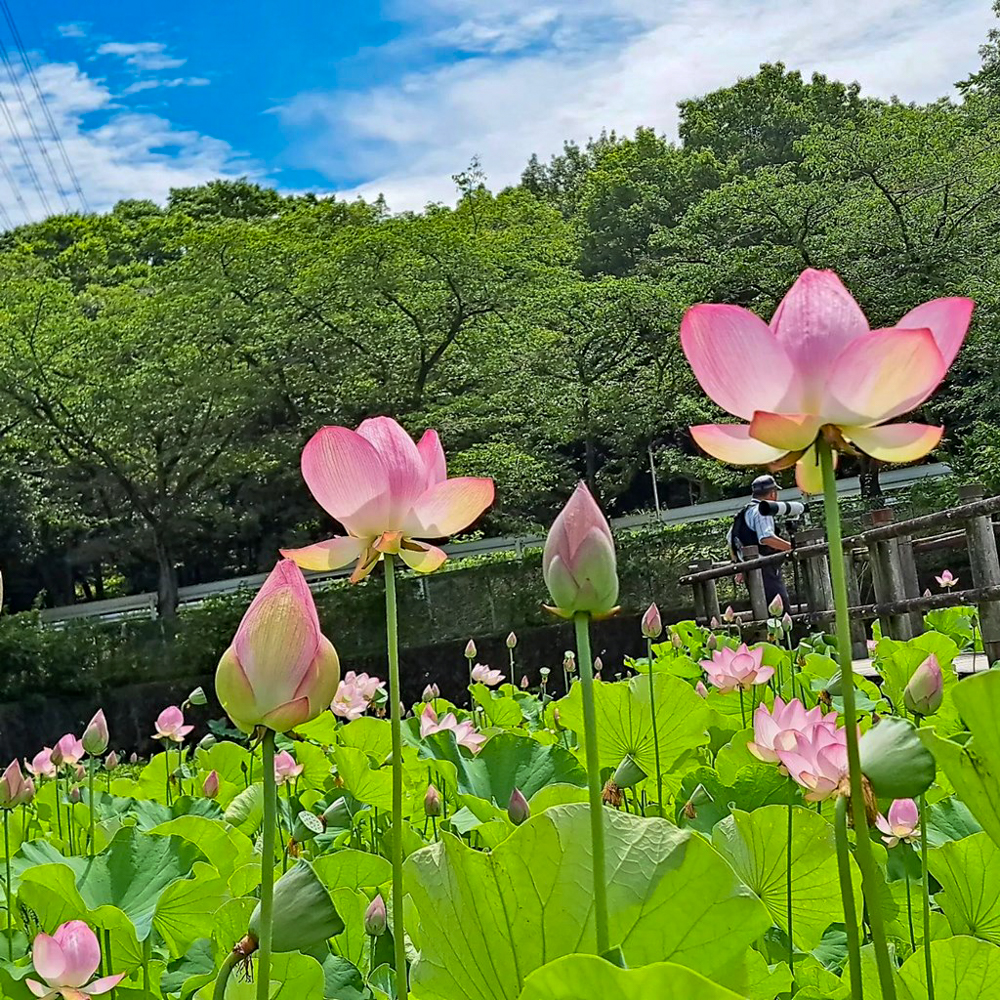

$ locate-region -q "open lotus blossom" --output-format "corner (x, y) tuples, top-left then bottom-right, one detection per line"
(280, 417), (494, 582)
(27, 748), (56, 780)
(419, 704), (486, 753)
(875, 798), (920, 848)
(702, 643), (774, 693)
(216, 560), (341, 733)
(344, 671), (385, 702)
(27, 920), (124, 999)
(331, 671), (382, 721)
(682, 269), (973, 493)
(935, 569), (958, 589)
(775, 724), (849, 802)
(153, 706), (194, 743)
(50, 735), (84, 768)
(471, 663), (504, 687)
(273, 751), (304, 786)
(748, 697), (835, 763)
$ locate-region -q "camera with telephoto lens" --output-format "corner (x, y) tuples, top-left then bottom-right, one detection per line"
(756, 499), (807, 518)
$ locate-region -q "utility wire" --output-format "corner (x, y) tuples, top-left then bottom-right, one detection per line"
(0, 66), (49, 216)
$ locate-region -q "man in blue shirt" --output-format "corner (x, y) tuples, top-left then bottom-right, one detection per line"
(728, 474), (791, 612)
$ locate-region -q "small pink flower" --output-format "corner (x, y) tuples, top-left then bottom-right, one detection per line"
(27, 920), (125, 999)
(344, 671), (385, 702)
(153, 706), (194, 743)
(27, 748), (56, 780)
(331, 681), (371, 721)
(935, 569), (958, 589)
(866, 639), (878, 654)
(695, 681), (708, 698)
(876, 798), (920, 848)
(701, 643), (774, 693)
(273, 751), (304, 786)
(50, 735), (85, 768)
(748, 697), (833, 764)
(419, 705), (486, 753)
(471, 664), (504, 687)
(775, 725), (849, 802)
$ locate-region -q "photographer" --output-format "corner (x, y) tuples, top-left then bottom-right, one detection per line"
(728, 474), (792, 612)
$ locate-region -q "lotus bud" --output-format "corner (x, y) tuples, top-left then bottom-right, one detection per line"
(710, 616), (720, 630)
(506, 632), (517, 649)
(16, 777), (35, 806)
(593, 656), (603, 674)
(424, 784), (442, 817)
(0, 761), (27, 809)
(203, 770), (220, 799)
(695, 680), (708, 698)
(903, 654), (944, 717)
(611, 754), (647, 790)
(923, 588), (932, 598)
(768, 594), (784, 616)
(364, 894), (387, 937)
(248, 860), (344, 952)
(81, 710), (109, 756)
(542, 482), (619, 619)
(521, 675), (529, 689)
(129, 753), (138, 764)
(69, 786), (81, 804)
(860, 717), (936, 800)
(671, 632), (682, 649)
(508, 787), (530, 825)
(186, 686), (208, 707)
(215, 560), (341, 733)
(781, 612), (793, 632)
(422, 683), (440, 703)
(464, 639), (477, 660)
(706, 635), (718, 650)
(104, 751), (119, 771)
(641, 603), (663, 639)
(723, 605), (736, 623)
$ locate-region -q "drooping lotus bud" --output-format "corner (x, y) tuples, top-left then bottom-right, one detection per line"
(508, 787), (530, 825)
(50, 734), (84, 767)
(203, 770), (220, 799)
(642, 603), (662, 639)
(860, 717), (936, 800)
(542, 482), (619, 619)
(422, 683), (440, 703)
(464, 639), (477, 660)
(81, 710), (109, 756)
(506, 632), (517, 649)
(104, 751), (119, 771)
(364, 894), (387, 937)
(186, 686), (208, 707)
(710, 616), (720, 630)
(723, 605), (736, 623)
(611, 754), (646, 789)
(768, 594), (784, 616)
(248, 860), (344, 952)
(903, 655), (944, 717)
(781, 612), (793, 632)
(0, 761), (27, 809)
(424, 784), (442, 817)
(671, 633), (682, 649)
(215, 560), (341, 733)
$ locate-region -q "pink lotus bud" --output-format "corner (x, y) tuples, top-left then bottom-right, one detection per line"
(876, 798), (920, 847)
(203, 770), (220, 799)
(0, 760), (27, 809)
(364, 894), (387, 937)
(542, 483), (619, 618)
(768, 594), (784, 616)
(695, 681), (708, 698)
(923, 588), (932, 598)
(26, 920), (124, 999)
(903, 655), (944, 717)
(671, 632), (682, 649)
(18, 777), (35, 806)
(104, 751), (119, 771)
(506, 631), (517, 649)
(706, 635), (718, 650)
(215, 560), (341, 733)
(593, 656), (603, 674)
(50, 734), (84, 767)
(723, 605), (736, 623)
(273, 751), (304, 786)
(563, 651), (576, 673)
(781, 612), (793, 632)
(641, 603), (662, 639)
(710, 616), (720, 630)
(464, 639), (477, 660)
(74, 764), (85, 781)
(153, 706), (194, 743)
(82, 710), (109, 756)
(27, 748), (55, 780)
(129, 753), (138, 764)
(69, 786), (81, 804)
(520, 675), (529, 689)
(421, 683), (440, 703)
(508, 787), (530, 825)
(424, 784), (442, 817)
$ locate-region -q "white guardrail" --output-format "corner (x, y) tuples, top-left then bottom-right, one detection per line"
(39, 463), (951, 625)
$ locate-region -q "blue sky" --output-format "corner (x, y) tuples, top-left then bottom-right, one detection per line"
(0, 0), (994, 223)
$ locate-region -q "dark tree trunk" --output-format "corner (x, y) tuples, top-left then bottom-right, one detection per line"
(859, 455), (883, 502)
(154, 532), (179, 618)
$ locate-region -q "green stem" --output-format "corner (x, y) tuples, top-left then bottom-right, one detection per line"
(3, 809), (10, 959)
(89, 760), (96, 858)
(142, 935), (151, 995)
(213, 950), (240, 1000)
(739, 688), (746, 729)
(384, 554), (408, 1000)
(906, 867), (916, 952)
(256, 730), (276, 1000)
(787, 800), (794, 976)
(574, 612), (610, 955)
(104, 929), (115, 996)
(920, 794), (935, 1000)
(835, 796), (863, 998)
(177, 743), (184, 798)
(55, 774), (63, 841)
(509, 647), (517, 688)
(646, 639), (663, 806)
(820, 439), (896, 1000)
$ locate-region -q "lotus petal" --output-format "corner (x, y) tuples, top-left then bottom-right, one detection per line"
(280, 536), (367, 571)
(398, 540), (448, 573)
(897, 297), (973, 369)
(406, 477), (494, 538)
(417, 429), (447, 488)
(749, 412), (822, 451)
(845, 423), (943, 463)
(301, 426), (389, 522)
(691, 424), (787, 465)
(357, 417), (427, 515)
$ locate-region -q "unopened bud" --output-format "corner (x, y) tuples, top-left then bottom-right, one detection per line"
(768, 594), (784, 616)
(641, 603), (662, 639)
(723, 605), (736, 623)
(710, 616), (720, 630)
(506, 632), (517, 649)
(593, 656), (603, 674)
(508, 787), (530, 825)
(706, 635), (717, 650)
(129, 752), (138, 764)
(82, 710), (109, 756)
(903, 654), (944, 717)
(104, 751), (119, 771)
(464, 639), (477, 660)
(69, 786), (81, 804)
(520, 675), (529, 689)
(364, 894), (387, 937)
(421, 683), (440, 703)
(671, 633), (682, 649)
(695, 680), (708, 698)
(203, 770), (220, 799)
(781, 612), (793, 632)
(563, 651), (576, 673)
(424, 784), (442, 817)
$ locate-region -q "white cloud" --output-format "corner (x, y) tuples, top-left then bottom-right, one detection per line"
(274, 0), (996, 209)
(96, 41), (186, 71)
(56, 23), (88, 39)
(121, 77), (211, 96)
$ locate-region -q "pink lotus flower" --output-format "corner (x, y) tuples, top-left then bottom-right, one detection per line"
(344, 671), (385, 702)
(701, 643), (774, 693)
(81, 711), (109, 757)
(776, 724), (849, 802)
(215, 560), (341, 733)
(50, 735), (84, 768)
(273, 751), (303, 786)
(203, 770), (220, 799)
(331, 670), (383, 720)
(748, 697), (834, 763)
(935, 569), (958, 589)
(153, 706), (194, 743)
(876, 799), (920, 848)
(471, 664), (504, 687)
(682, 269), (973, 493)
(27, 748), (56, 780)
(280, 417), (494, 582)
(0, 760), (31, 808)
(27, 920), (124, 999)
(419, 705), (486, 753)
(542, 482), (619, 619)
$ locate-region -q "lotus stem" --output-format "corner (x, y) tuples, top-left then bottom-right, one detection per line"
(646, 638), (663, 806)
(574, 611), (610, 954)
(256, 729), (276, 1000)
(213, 950), (240, 1000)
(143, 935), (151, 995)
(787, 800), (794, 976)
(906, 866), (916, 952)
(3, 809), (10, 959)
(55, 774), (63, 841)
(820, 439), (896, 1000)
(920, 793), (934, 999)
(834, 795), (863, 997)
(739, 689), (746, 729)
(89, 760), (96, 858)
(104, 929), (115, 996)
(384, 554), (408, 1000)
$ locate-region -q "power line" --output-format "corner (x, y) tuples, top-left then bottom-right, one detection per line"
(0, 0), (88, 213)
(0, 58), (49, 217)
(0, 142), (28, 229)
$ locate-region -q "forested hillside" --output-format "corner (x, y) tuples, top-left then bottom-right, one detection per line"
(2, 47), (1000, 616)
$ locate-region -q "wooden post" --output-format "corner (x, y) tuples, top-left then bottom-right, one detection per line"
(689, 563), (706, 622)
(959, 483), (1000, 665)
(844, 549), (868, 658)
(743, 545), (768, 623)
(694, 558), (721, 623)
(867, 509), (914, 640)
(896, 531), (923, 635)
(796, 527), (832, 624)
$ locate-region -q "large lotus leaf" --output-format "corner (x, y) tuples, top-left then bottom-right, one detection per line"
(712, 805), (862, 950)
(677, 766), (799, 835)
(128, 795), (224, 831)
(292, 739), (336, 792)
(713, 947), (793, 1000)
(928, 832), (1000, 944)
(404, 802), (770, 1000)
(517, 954), (745, 1000)
(194, 951), (326, 1000)
(927, 798), (984, 847)
(333, 745), (394, 811)
(897, 935), (1000, 999)
(313, 848), (392, 891)
(224, 784), (264, 836)
(149, 815), (255, 880)
(921, 671), (1000, 849)
(555, 674), (709, 778)
(472, 685), (522, 728)
(878, 633), (962, 733)
(195, 740), (256, 788)
(338, 716), (393, 762)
